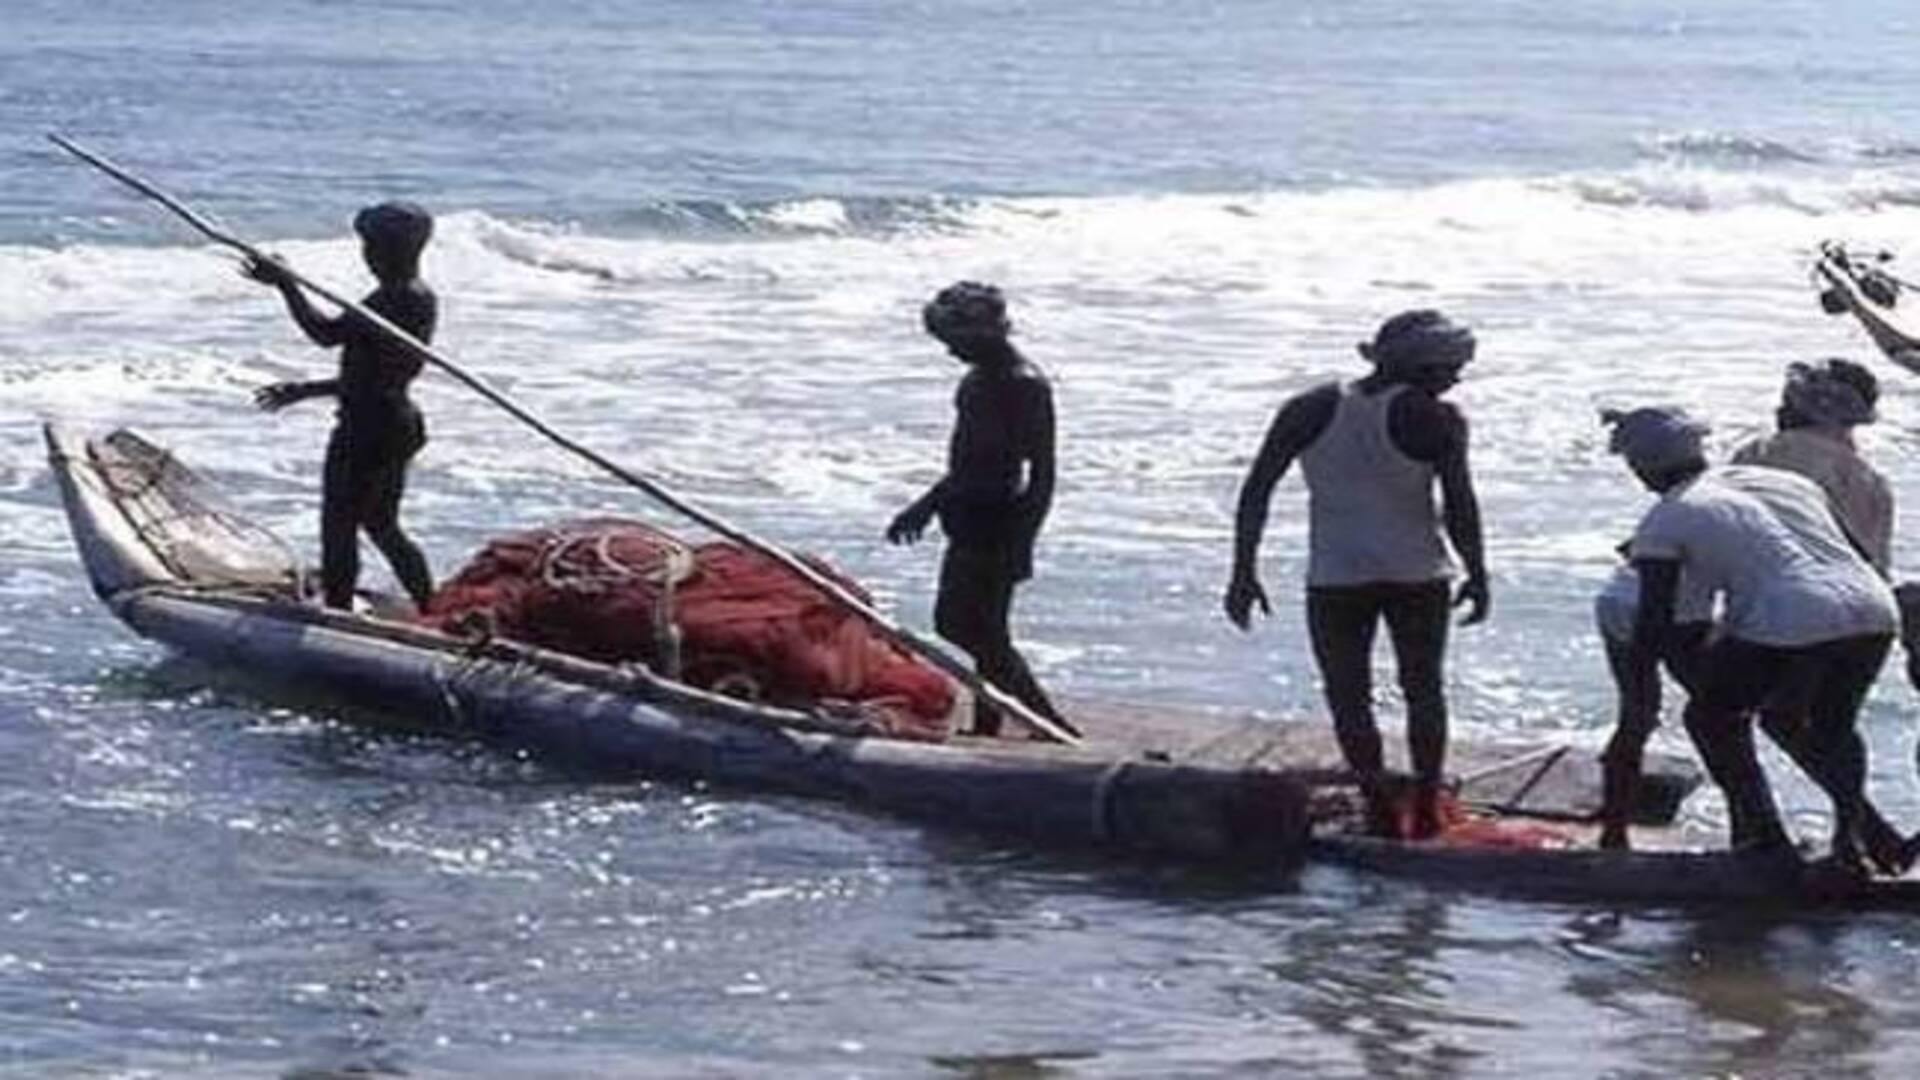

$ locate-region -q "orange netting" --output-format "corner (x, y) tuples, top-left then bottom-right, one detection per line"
(419, 518), (956, 741)
(1381, 788), (1572, 849)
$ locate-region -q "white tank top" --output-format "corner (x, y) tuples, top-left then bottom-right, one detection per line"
(1298, 381), (1456, 587)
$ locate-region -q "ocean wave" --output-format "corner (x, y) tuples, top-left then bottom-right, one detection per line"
(458, 196), (980, 284)
(14, 167), (1920, 319)
(605, 194), (978, 239)
(1640, 130), (1920, 170)
(1638, 131), (1823, 166)
(1857, 140), (1920, 162)
(1555, 168), (1920, 214)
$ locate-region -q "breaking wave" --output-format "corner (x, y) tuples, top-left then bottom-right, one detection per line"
(1638, 131), (1824, 166)
(1638, 129), (1920, 171)
(602, 194), (981, 239)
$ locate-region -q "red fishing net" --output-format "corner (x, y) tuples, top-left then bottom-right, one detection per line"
(1384, 788), (1572, 849)
(419, 518), (956, 740)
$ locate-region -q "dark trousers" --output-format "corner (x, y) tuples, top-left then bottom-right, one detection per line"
(1305, 580), (1451, 788)
(1601, 622), (1711, 836)
(934, 542), (1061, 736)
(1683, 633), (1892, 853)
(321, 417), (432, 610)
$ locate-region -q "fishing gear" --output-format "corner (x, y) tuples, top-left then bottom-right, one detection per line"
(1816, 241), (1914, 311)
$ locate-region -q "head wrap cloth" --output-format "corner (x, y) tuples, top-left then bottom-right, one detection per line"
(1601, 406), (1711, 472)
(923, 281), (1009, 340)
(354, 201), (433, 258)
(1783, 359), (1876, 427)
(1358, 309), (1476, 370)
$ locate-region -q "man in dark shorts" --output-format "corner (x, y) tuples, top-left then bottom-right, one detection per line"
(245, 202), (437, 612)
(887, 281), (1071, 738)
(1607, 405), (1903, 872)
(1225, 310), (1490, 838)
(1597, 366), (1905, 860)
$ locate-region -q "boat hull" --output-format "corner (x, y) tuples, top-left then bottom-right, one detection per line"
(1312, 832), (1920, 912)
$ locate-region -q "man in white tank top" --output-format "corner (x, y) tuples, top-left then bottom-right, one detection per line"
(1606, 405), (1902, 873)
(1225, 310), (1490, 839)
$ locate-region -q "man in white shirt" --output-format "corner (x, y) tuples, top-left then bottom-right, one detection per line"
(1607, 405), (1902, 872)
(1596, 360), (1904, 859)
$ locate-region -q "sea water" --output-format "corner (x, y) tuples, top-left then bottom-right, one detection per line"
(6, 1), (1920, 1075)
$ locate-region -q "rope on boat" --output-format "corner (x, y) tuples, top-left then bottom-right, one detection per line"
(535, 525), (695, 679)
(48, 133), (1079, 746)
(1089, 759), (1130, 843)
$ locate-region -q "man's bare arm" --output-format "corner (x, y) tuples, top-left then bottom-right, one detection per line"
(1432, 408), (1489, 624)
(244, 255), (346, 348)
(1017, 377), (1056, 534)
(1628, 558), (1680, 673)
(1225, 384), (1337, 628)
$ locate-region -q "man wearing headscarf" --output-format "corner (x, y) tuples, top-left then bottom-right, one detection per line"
(245, 201), (438, 611)
(1606, 405), (1902, 872)
(1593, 408), (1718, 850)
(1732, 359), (1891, 573)
(887, 282), (1073, 738)
(1225, 309), (1490, 839)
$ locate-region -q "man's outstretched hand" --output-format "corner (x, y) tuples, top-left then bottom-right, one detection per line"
(254, 381), (304, 412)
(886, 500), (935, 545)
(1224, 574), (1270, 631)
(1454, 573), (1490, 626)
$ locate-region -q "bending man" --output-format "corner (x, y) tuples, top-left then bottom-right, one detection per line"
(1607, 406), (1900, 872)
(1597, 361), (1901, 856)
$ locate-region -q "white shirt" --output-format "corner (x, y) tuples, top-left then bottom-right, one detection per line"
(1628, 465), (1896, 647)
(1594, 561), (1715, 643)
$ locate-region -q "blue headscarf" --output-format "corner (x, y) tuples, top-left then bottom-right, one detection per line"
(1600, 405), (1711, 471)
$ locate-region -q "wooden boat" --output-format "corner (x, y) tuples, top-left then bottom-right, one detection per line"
(1311, 820), (1920, 912)
(50, 423), (1335, 870)
(65, 423), (1914, 909)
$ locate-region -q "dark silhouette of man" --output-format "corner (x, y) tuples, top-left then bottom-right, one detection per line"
(245, 202), (437, 612)
(887, 282), (1071, 738)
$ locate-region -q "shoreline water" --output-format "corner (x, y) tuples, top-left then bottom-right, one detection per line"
(10, 1), (1920, 1074)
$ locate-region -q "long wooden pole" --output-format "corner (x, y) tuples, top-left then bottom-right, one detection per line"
(48, 133), (1081, 745)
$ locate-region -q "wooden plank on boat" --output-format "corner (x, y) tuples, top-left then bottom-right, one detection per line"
(1059, 698), (1698, 826)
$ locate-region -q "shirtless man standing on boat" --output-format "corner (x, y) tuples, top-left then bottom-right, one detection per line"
(887, 281), (1073, 738)
(244, 202), (438, 613)
(1225, 310), (1490, 838)
(1604, 405), (1901, 873)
